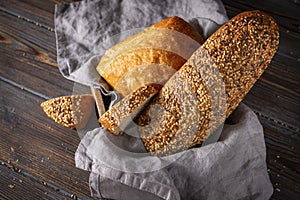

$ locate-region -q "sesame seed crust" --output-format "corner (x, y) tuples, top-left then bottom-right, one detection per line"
(99, 84), (162, 135)
(41, 95), (94, 130)
(139, 11), (279, 156)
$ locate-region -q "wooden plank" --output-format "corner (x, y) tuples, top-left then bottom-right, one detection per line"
(0, 1), (297, 200)
(0, 80), (94, 199)
(223, 0), (300, 34)
(0, 11), (74, 98)
(261, 117), (300, 200)
(0, 0), (74, 29)
(0, 10), (57, 64)
(243, 55), (300, 130)
(0, 163), (70, 200)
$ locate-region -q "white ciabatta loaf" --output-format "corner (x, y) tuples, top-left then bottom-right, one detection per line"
(97, 16), (204, 97)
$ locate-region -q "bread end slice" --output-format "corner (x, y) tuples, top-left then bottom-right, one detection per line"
(41, 95), (94, 130)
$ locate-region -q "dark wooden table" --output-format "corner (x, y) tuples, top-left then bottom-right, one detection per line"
(0, 0), (299, 199)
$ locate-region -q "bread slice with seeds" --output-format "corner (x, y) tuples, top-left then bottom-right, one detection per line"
(41, 95), (94, 130)
(138, 11), (280, 156)
(99, 84), (162, 135)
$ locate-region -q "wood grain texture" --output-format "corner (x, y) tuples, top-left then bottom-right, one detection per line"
(261, 117), (300, 199)
(0, 80), (94, 200)
(0, 0), (299, 199)
(0, 11), (74, 99)
(0, 163), (70, 200)
(0, 0), (75, 29)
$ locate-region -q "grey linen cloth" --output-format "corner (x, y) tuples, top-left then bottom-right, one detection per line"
(54, 0), (273, 199)
(75, 103), (273, 200)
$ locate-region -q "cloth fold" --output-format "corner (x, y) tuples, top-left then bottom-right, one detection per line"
(75, 104), (273, 200)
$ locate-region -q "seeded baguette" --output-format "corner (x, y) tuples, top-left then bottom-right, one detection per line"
(99, 84), (162, 135)
(41, 95), (94, 130)
(97, 16), (203, 97)
(138, 11), (280, 156)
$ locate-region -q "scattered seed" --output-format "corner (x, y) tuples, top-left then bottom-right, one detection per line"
(8, 184), (15, 189)
(276, 174), (280, 177)
(10, 147), (15, 152)
(275, 188), (280, 192)
(71, 194), (77, 200)
(19, 180), (23, 183)
(276, 155), (280, 159)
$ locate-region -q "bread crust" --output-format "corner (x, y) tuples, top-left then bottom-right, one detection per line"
(41, 95), (94, 130)
(139, 11), (279, 156)
(99, 84), (162, 135)
(97, 16), (203, 96)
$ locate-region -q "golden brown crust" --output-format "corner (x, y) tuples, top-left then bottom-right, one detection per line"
(97, 16), (203, 97)
(152, 16), (204, 44)
(139, 11), (280, 156)
(99, 84), (162, 135)
(203, 10), (279, 117)
(41, 95), (94, 130)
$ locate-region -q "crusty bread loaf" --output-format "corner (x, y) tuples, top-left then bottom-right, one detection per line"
(138, 11), (280, 156)
(99, 84), (162, 135)
(97, 16), (204, 97)
(41, 95), (94, 130)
